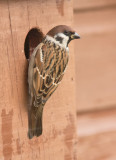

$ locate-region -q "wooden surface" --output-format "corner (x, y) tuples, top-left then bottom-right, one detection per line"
(74, 1), (116, 159)
(77, 109), (116, 160)
(74, 7), (116, 112)
(0, 0), (78, 160)
(74, 0), (116, 10)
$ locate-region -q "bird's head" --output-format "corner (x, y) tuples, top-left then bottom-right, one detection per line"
(46, 25), (80, 48)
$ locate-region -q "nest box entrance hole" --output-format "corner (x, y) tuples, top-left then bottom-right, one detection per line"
(24, 27), (44, 59)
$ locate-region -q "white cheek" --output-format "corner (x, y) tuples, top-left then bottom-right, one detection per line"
(40, 48), (43, 62)
(46, 34), (69, 49)
(54, 33), (69, 47)
(56, 33), (68, 39)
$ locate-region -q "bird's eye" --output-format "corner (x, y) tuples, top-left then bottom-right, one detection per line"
(64, 31), (69, 35)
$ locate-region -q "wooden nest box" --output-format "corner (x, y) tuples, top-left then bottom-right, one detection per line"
(0, 0), (77, 160)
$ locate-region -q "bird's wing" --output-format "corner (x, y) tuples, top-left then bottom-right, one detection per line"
(35, 42), (69, 103)
(28, 43), (45, 138)
(33, 42), (58, 104)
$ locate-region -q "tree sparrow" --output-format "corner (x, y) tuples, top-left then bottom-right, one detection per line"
(28, 25), (80, 139)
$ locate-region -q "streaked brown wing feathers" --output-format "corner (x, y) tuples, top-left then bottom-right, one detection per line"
(32, 42), (69, 107)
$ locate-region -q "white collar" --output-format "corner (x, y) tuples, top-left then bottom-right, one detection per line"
(45, 35), (69, 52)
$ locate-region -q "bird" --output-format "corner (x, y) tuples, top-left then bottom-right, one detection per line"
(28, 25), (80, 139)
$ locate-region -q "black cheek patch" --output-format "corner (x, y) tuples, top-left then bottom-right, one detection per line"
(55, 36), (63, 44)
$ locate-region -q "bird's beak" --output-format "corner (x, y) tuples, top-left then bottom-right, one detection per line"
(71, 32), (80, 39)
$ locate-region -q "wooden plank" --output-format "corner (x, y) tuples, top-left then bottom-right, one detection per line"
(0, 0), (77, 160)
(77, 109), (116, 137)
(74, 8), (116, 35)
(77, 109), (116, 160)
(74, 0), (116, 10)
(74, 8), (116, 112)
(78, 131), (116, 160)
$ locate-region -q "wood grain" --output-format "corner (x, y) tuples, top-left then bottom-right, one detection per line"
(0, 0), (77, 160)
(74, 8), (116, 112)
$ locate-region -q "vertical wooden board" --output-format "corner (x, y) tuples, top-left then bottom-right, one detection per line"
(0, 0), (77, 160)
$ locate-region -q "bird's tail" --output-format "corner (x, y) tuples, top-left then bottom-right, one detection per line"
(28, 105), (43, 139)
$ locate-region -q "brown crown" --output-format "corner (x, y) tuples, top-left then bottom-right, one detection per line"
(47, 25), (75, 37)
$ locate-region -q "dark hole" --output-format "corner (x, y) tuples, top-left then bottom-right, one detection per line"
(24, 27), (44, 59)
